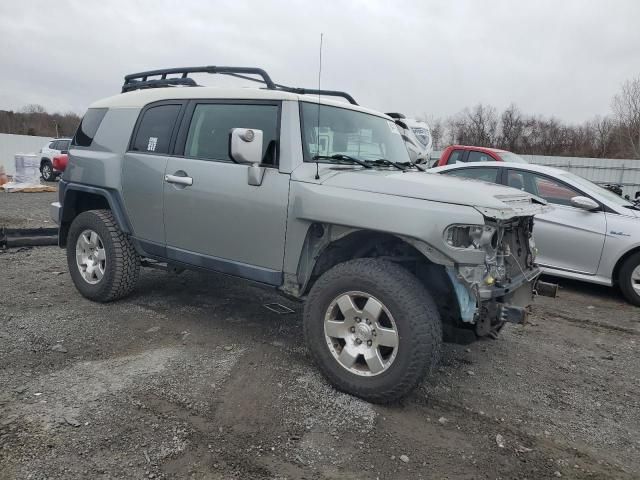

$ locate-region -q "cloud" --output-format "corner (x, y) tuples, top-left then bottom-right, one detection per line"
(0, 0), (638, 122)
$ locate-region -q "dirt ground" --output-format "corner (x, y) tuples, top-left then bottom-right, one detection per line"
(1, 191), (639, 480)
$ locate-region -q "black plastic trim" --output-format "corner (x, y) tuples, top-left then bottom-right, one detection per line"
(61, 183), (133, 234)
(121, 65), (358, 105)
(164, 245), (283, 286)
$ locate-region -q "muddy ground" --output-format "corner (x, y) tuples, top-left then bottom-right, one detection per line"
(1, 191), (639, 479)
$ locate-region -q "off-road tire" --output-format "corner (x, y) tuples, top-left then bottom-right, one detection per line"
(67, 209), (140, 302)
(304, 258), (442, 403)
(40, 160), (55, 181)
(618, 252), (640, 306)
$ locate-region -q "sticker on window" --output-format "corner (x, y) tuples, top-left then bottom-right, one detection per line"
(387, 121), (400, 134)
(147, 137), (158, 151)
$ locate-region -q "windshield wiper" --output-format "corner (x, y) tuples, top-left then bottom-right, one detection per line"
(368, 159), (407, 172)
(312, 154), (372, 169)
(397, 161), (426, 172)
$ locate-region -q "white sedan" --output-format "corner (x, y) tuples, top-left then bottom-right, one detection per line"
(431, 161), (640, 305)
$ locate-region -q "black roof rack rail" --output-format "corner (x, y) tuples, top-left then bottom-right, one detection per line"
(121, 65), (358, 105)
(385, 112), (406, 119)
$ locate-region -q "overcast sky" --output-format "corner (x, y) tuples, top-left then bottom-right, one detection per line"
(1, 0), (639, 123)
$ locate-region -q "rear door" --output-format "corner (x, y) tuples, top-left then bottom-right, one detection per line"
(506, 169), (606, 274)
(122, 101), (186, 252)
(162, 100), (290, 284)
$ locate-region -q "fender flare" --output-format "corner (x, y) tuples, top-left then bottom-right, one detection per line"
(61, 182), (133, 234)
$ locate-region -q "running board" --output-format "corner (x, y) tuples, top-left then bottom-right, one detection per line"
(0, 227), (58, 248)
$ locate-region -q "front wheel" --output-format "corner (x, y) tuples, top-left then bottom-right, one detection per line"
(67, 209), (140, 302)
(304, 259), (442, 403)
(618, 252), (640, 306)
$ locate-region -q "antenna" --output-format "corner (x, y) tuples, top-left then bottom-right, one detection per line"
(314, 33), (323, 180)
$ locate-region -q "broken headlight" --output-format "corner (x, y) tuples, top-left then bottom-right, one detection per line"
(444, 224), (498, 250)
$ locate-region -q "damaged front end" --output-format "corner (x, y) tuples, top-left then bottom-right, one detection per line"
(444, 203), (546, 340)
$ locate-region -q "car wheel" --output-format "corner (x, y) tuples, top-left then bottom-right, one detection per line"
(41, 160), (55, 181)
(304, 258), (442, 403)
(67, 209), (140, 302)
(618, 252), (640, 306)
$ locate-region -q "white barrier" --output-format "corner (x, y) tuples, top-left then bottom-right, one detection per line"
(0, 133), (52, 176)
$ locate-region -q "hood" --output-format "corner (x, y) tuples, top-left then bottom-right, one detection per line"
(321, 168), (548, 218)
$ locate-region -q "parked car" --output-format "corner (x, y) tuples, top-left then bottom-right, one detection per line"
(434, 145), (528, 167)
(51, 65), (546, 402)
(52, 153), (68, 175)
(385, 113), (433, 164)
(40, 138), (71, 181)
(432, 161), (640, 305)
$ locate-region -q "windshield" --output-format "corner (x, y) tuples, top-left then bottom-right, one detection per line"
(300, 102), (411, 163)
(559, 171), (634, 207)
(499, 152), (528, 163)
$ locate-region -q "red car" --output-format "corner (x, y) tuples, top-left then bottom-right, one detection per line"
(52, 153), (68, 177)
(435, 145), (527, 167)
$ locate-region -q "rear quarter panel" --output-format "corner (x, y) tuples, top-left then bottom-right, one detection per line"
(64, 108), (140, 190)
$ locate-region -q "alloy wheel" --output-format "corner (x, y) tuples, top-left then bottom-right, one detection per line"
(324, 291), (399, 376)
(75, 229), (106, 284)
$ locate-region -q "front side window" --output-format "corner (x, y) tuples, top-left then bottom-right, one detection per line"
(467, 150), (494, 162)
(184, 103), (279, 165)
(131, 104), (182, 155)
(300, 102), (410, 163)
(447, 149), (464, 164)
(447, 167), (499, 183)
(508, 170), (581, 206)
(72, 108), (108, 147)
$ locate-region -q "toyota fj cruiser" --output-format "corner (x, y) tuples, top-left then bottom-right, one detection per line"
(51, 66), (546, 403)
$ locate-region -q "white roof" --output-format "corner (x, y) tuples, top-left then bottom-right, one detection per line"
(90, 86), (388, 118)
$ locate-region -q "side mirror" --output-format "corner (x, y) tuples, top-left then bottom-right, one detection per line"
(230, 128), (265, 186)
(570, 196), (599, 211)
(61, 150), (69, 154)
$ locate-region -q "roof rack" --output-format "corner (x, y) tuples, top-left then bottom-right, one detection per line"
(121, 65), (358, 105)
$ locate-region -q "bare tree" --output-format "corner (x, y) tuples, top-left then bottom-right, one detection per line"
(499, 104), (524, 151)
(591, 115), (615, 158)
(429, 118), (444, 150)
(612, 77), (640, 159)
(465, 104), (498, 146)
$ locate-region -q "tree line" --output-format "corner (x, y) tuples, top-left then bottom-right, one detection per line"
(0, 104), (80, 138)
(423, 76), (640, 159)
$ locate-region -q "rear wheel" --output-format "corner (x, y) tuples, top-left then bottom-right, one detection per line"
(41, 160), (55, 181)
(618, 252), (640, 306)
(304, 258), (442, 403)
(67, 209), (140, 302)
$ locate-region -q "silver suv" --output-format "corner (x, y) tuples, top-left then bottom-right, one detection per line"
(51, 66), (545, 402)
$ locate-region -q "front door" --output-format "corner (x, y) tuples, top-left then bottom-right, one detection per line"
(506, 169), (606, 274)
(163, 101), (289, 285)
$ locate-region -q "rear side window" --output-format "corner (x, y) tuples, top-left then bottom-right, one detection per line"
(131, 104), (182, 154)
(447, 167), (499, 183)
(59, 140), (70, 151)
(184, 103), (279, 165)
(467, 151), (494, 162)
(72, 108), (108, 147)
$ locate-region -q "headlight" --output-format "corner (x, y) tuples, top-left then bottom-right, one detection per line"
(444, 224), (497, 250)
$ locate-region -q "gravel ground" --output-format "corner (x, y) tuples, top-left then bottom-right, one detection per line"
(1, 191), (639, 479)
